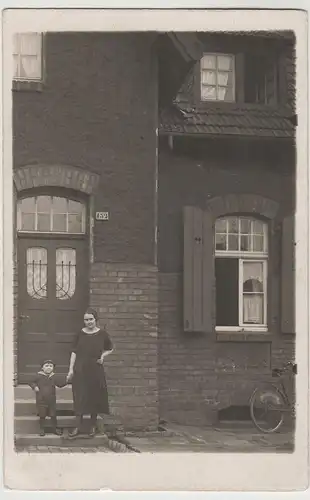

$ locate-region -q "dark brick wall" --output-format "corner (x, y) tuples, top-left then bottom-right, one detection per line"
(13, 34), (159, 428)
(158, 145), (295, 424)
(158, 273), (295, 425)
(90, 263), (159, 430)
(13, 32), (157, 264)
(158, 145), (294, 273)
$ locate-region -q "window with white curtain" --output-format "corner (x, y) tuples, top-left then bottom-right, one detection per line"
(13, 33), (42, 81)
(215, 216), (268, 331)
(27, 247), (48, 299)
(201, 53), (235, 102)
(56, 248), (76, 300)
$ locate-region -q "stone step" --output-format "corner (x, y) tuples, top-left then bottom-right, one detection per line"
(15, 399), (74, 416)
(15, 415), (77, 434)
(15, 415), (123, 434)
(15, 385), (73, 400)
(15, 433), (136, 453)
(15, 433), (113, 448)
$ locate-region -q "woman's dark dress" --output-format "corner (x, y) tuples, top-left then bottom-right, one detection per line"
(71, 329), (113, 415)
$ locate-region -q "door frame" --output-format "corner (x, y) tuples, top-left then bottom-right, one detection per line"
(16, 189), (91, 383)
(17, 233), (90, 383)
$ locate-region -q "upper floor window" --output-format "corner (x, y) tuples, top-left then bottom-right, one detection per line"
(200, 53), (235, 102)
(215, 216), (268, 331)
(244, 54), (278, 105)
(198, 51), (279, 106)
(17, 195), (86, 234)
(13, 33), (42, 81)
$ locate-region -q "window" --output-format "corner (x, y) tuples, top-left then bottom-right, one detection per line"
(56, 248), (76, 300)
(200, 53), (235, 102)
(13, 32), (42, 81)
(215, 216), (268, 331)
(244, 54), (278, 105)
(27, 247), (47, 299)
(17, 195), (86, 234)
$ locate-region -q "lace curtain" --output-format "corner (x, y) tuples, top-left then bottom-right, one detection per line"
(243, 262), (264, 324)
(56, 248), (76, 300)
(201, 54), (234, 101)
(13, 33), (41, 79)
(27, 247), (47, 299)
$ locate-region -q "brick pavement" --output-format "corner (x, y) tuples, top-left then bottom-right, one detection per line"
(124, 424), (294, 453)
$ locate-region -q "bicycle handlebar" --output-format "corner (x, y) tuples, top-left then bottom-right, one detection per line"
(272, 361), (297, 377)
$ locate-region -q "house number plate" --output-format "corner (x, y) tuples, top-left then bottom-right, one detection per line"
(96, 212), (109, 220)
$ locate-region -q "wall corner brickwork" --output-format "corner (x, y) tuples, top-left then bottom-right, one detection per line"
(90, 263), (159, 430)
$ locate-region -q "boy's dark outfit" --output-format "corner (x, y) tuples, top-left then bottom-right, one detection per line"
(30, 370), (67, 435)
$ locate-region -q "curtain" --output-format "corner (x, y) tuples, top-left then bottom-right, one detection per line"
(243, 261), (264, 324)
(20, 56), (41, 79)
(243, 295), (263, 324)
(56, 248), (76, 300)
(14, 33), (41, 79)
(27, 247), (47, 299)
(218, 72), (233, 101)
(20, 33), (41, 56)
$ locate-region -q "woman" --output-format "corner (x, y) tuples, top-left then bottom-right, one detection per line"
(67, 307), (113, 438)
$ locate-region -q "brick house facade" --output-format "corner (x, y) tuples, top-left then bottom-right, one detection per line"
(13, 31), (295, 429)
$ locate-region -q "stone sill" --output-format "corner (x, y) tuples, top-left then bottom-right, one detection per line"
(12, 80), (44, 92)
(216, 332), (273, 342)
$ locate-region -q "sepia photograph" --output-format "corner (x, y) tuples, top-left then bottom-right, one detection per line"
(11, 26), (297, 454)
(2, 7), (308, 492)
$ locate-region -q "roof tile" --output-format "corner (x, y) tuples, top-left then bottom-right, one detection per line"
(159, 104), (295, 138)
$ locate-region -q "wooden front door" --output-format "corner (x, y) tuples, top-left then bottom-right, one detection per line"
(18, 236), (88, 382)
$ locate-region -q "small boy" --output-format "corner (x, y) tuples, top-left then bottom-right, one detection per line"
(29, 359), (67, 437)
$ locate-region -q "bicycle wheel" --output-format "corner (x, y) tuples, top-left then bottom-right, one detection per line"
(250, 386), (285, 433)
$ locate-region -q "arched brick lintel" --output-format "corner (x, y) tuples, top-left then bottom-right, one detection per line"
(206, 194), (279, 220)
(14, 164), (100, 195)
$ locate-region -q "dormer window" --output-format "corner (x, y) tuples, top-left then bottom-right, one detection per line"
(200, 53), (235, 102)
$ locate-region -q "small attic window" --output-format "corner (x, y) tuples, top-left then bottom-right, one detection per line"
(200, 53), (235, 102)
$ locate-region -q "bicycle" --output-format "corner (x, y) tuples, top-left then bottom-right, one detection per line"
(249, 361), (297, 433)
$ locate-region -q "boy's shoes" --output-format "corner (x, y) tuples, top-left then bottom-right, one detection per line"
(68, 427), (80, 439)
(54, 428), (63, 436)
(39, 429), (45, 437)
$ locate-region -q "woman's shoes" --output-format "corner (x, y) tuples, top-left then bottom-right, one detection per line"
(68, 424), (97, 438)
(68, 427), (80, 439)
(88, 426), (97, 437)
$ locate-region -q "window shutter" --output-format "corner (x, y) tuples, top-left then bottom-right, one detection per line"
(183, 206), (214, 333)
(281, 214), (295, 334)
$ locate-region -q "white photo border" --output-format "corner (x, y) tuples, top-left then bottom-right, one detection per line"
(1, 6), (309, 493)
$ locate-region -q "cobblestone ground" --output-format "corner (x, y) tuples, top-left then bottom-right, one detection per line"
(122, 425), (294, 453)
(16, 424), (294, 453)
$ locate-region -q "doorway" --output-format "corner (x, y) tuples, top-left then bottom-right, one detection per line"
(17, 193), (89, 382)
